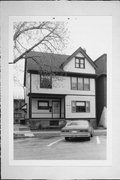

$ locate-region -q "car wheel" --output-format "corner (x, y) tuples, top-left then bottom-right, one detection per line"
(91, 133), (93, 137)
(65, 137), (69, 141)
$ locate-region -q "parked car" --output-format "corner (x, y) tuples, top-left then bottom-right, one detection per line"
(61, 120), (94, 141)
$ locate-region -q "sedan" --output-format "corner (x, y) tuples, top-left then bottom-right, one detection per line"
(61, 120), (94, 141)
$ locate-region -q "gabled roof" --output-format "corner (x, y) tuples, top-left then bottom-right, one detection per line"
(25, 51), (69, 73)
(94, 54), (107, 75)
(61, 47), (97, 70)
(24, 48), (97, 86)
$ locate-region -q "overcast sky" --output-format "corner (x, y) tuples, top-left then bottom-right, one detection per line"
(14, 16), (112, 99)
(65, 16), (112, 60)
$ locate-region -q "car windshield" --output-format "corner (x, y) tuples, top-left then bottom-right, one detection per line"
(67, 121), (89, 126)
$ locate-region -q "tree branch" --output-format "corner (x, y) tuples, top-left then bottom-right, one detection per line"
(13, 26), (57, 63)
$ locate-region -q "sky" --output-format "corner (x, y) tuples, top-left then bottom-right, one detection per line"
(65, 16), (112, 60)
(14, 16), (112, 99)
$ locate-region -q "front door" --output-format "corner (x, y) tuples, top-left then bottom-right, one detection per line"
(52, 101), (60, 118)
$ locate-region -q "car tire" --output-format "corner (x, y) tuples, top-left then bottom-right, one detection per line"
(65, 137), (69, 141)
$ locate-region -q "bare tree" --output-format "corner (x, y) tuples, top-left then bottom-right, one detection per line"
(13, 21), (68, 63)
(13, 21), (69, 91)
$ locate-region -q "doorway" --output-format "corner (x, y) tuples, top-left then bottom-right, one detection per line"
(52, 101), (60, 118)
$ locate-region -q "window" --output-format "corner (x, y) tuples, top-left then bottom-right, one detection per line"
(75, 57), (85, 69)
(71, 77), (77, 90)
(76, 102), (86, 112)
(71, 77), (90, 91)
(72, 101), (90, 113)
(86, 101), (90, 112)
(78, 78), (84, 90)
(84, 78), (90, 90)
(38, 101), (49, 110)
(40, 75), (52, 89)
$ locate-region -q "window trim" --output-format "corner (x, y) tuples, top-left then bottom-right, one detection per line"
(71, 101), (90, 113)
(75, 57), (85, 69)
(76, 101), (86, 112)
(84, 78), (90, 91)
(78, 77), (84, 90)
(38, 100), (49, 110)
(40, 74), (52, 89)
(71, 77), (90, 91)
(71, 77), (77, 90)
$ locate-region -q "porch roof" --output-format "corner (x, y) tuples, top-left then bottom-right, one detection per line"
(28, 93), (66, 99)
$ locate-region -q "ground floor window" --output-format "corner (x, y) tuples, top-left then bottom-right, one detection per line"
(38, 101), (49, 110)
(72, 101), (90, 113)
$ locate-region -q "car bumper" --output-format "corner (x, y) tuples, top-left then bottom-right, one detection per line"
(61, 132), (91, 138)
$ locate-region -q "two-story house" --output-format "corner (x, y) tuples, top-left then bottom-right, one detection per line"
(24, 47), (97, 130)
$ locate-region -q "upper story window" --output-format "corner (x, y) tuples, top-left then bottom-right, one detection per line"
(40, 74), (52, 89)
(84, 78), (90, 91)
(71, 77), (90, 91)
(71, 77), (77, 90)
(75, 57), (85, 69)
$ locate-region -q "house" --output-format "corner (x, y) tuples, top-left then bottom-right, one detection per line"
(24, 47), (97, 130)
(95, 54), (107, 128)
(14, 99), (26, 124)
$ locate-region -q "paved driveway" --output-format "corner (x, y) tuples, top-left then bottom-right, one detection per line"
(14, 136), (106, 160)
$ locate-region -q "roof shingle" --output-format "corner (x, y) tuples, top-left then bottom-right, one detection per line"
(94, 54), (107, 75)
(26, 51), (69, 73)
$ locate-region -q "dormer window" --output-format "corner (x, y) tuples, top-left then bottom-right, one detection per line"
(75, 57), (85, 69)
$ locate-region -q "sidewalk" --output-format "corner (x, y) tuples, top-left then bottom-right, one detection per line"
(14, 125), (107, 139)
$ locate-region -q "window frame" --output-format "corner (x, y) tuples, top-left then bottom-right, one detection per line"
(84, 78), (90, 91)
(78, 77), (84, 90)
(71, 77), (90, 91)
(71, 101), (90, 113)
(76, 101), (86, 112)
(38, 100), (49, 110)
(40, 74), (52, 89)
(71, 77), (78, 90)
(75, 57), (85, 69)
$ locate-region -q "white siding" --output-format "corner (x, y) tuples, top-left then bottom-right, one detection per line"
(31, 74), (95, 95)
(25, 94), (29, 119)
(31, 98), (52, 118)
(31, 98), (65, 118)
(63, 52), (95, 74)
(25, 73), (30, 118)
(26, 73), (30, 94)
(65, 95), (96, 119)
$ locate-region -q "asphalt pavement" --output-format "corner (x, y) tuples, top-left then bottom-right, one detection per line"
(14, 129), (107, 139)
(14, 135), (106, 160)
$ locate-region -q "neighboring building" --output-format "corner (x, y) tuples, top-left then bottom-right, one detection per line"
(14, 99), (26, 124)
(24, 47), (97, 130)
(95, 54), (107, 127)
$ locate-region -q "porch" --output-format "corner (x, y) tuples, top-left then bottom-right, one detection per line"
(29, 94), (66, 130)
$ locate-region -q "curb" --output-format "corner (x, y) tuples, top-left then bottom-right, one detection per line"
(14, 131), (60, 139)
(14, 130), (107, 139)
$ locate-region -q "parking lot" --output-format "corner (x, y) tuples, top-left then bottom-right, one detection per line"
(14, 135), (106, 160)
